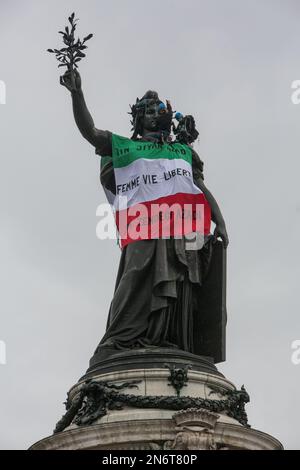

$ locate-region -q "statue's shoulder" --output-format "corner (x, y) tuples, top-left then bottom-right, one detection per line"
(95, 132), (132, 158)
(94, 130), (113, 157)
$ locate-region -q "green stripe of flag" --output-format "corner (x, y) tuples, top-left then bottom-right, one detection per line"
(112, 134), (192, 168)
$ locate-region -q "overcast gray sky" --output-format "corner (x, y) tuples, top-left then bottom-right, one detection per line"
(0, 0), (300, 449)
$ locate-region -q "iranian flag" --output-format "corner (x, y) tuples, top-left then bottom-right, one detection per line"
(106, 134), (211, 248)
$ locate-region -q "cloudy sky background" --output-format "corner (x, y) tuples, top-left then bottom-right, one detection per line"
(0, 0), (300, 449)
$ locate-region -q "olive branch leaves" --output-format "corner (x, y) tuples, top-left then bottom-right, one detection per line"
(47, 12), (93, 70)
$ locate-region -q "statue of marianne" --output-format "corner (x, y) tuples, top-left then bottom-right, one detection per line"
(60, 68), (229, 363)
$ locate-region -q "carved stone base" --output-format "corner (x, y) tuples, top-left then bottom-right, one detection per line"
(30, 418), (282, 450)
(165, 409), (220, 450)
(30, 351), (283, 450)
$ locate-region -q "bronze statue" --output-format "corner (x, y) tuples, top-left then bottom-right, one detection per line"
(59, 64), (229, 364)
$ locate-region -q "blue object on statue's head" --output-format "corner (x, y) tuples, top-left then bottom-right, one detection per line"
(158, 102), (166, 110)
(175, 112), (183, 121)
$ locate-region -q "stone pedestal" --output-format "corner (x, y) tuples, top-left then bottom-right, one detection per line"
(30, 349), (283, 450)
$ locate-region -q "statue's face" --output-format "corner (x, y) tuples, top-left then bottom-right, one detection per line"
(142, 102), (161, 132)
(142, 101), (172, 136)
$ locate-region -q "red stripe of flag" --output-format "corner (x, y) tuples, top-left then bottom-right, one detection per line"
(115, 193), (211, 248)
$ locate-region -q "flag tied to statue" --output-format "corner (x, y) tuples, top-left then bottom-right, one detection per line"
(103, 134), (211, 248)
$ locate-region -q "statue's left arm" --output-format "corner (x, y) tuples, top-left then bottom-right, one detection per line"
(192, 150), (229, 248)
(197, 177), (229, 248)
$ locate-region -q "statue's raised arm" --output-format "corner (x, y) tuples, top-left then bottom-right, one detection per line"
(60, 68), (111, 156)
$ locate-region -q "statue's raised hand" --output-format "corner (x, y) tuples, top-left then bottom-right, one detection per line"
(60, 67), (82, 93)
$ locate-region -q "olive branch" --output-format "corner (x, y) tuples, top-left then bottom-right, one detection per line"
(47, 12), (93, 70)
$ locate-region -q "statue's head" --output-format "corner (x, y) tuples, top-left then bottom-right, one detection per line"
(129, 90), (173, 140)
(129, 90), (199, 144)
